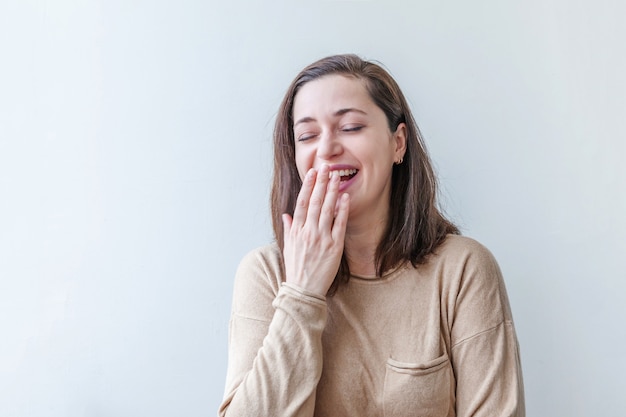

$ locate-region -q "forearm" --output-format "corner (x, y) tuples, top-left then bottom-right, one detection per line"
(219, 284), (327, 417)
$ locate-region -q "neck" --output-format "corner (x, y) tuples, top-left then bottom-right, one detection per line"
(344, 217), (387, 277)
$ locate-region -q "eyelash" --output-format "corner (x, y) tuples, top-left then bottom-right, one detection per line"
(296, 126), (364, 142)
(297, 134), (316, 142)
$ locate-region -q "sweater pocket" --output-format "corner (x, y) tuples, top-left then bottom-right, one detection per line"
(383, 353), (452, 417)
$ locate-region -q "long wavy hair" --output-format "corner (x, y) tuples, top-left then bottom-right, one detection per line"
(271, 54), (458, 295)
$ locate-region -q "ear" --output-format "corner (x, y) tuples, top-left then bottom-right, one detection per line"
(393, 122), (407, 160)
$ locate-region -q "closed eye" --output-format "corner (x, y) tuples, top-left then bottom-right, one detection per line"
(297, 133), (317, 142)
(341, 125), (364, 133)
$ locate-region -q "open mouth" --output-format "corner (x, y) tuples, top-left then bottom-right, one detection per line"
(330, 169), (358, 182)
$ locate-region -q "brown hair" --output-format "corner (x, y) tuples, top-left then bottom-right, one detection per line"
(271, 54), (458, 294)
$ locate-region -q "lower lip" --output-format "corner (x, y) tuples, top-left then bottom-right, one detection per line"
(338, 174), (357, 192)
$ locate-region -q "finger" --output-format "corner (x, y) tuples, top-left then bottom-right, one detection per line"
(292, 168), (316, 228)
(305, 164), (330, 225)
(319, 170), (340, 229)
(282, 213), (293, 242)
(331, 193), (350, 242)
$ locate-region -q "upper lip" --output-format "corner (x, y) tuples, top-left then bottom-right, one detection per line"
(326, 164), (358, 171)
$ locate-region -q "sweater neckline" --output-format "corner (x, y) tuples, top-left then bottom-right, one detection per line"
(349, 261), (409, 283)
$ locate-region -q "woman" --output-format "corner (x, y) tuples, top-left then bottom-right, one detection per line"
(219, 54), (525, 416)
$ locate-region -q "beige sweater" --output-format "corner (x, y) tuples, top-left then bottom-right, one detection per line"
(219, 235), (524, 416)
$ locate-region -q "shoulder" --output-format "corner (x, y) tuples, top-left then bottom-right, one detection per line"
(432, 235), (514, 326)
(231, 243), (284, 317)
(434, 234), (503, 280)
(237, 243), (283, 273)
(428, 234), (502, 281)
(435, 234), (497, 263)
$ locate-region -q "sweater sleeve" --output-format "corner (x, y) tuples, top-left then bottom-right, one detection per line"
(448, 241), (525, 417)
(218, 247), (328, 417)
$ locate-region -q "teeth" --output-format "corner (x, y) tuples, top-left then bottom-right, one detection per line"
(328, 169), (357, 178)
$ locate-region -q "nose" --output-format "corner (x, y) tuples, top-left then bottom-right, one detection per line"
(316, 130), (343, 161)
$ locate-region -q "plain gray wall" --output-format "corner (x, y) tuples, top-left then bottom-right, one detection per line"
(1, 1), (625, 416)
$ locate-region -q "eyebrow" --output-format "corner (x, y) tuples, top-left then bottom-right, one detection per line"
(294, 108), (368, 127)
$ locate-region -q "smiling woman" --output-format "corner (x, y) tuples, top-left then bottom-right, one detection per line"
(292, 75), (405, 238)
(219, 54), (525, 417)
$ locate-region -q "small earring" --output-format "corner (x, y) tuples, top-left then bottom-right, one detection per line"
(395, 157), (403, 165)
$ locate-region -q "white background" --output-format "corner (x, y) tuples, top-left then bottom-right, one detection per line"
(1, 1), (625, 416)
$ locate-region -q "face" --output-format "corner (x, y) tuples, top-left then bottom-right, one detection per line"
(292, 74), (406, 224)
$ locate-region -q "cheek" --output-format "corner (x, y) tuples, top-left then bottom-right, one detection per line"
(294, 147), (312, 179)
